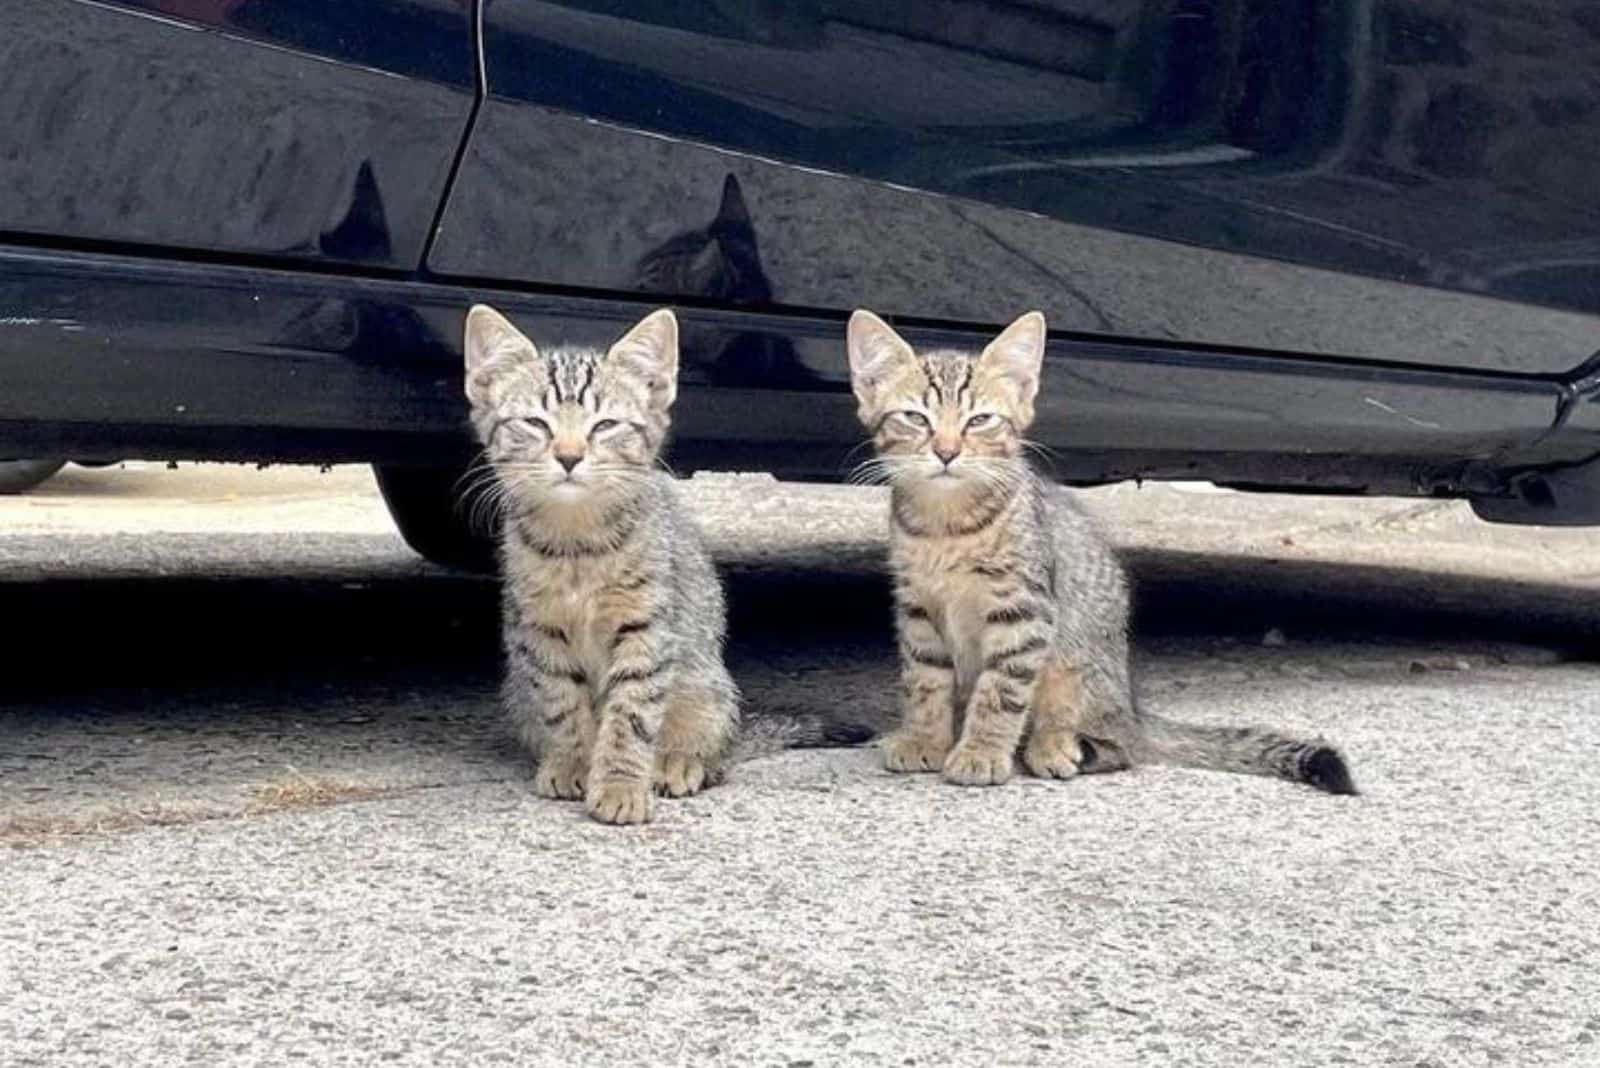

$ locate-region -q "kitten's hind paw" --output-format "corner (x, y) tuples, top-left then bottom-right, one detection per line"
(1022, 732), (1083, 780)
(942, 744), (1015, 786)
(586, 781), (656, 825)
(533, 754), (588, 800)
(654, 752), (709, 798)
(881, 732), (951, 773)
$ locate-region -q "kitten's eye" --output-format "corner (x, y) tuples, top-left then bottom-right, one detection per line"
(590, 419), (621, 436)
(897, 410), (931, 429)
(495, 416), (548, 441)
(965, 413), (996, 430)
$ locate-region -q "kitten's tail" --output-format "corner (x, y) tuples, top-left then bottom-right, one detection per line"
(732, 713), (878, 764)
(1121, 713), (1357, 795)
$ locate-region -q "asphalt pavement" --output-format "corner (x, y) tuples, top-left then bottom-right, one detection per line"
(2, 465), (1598, 1066)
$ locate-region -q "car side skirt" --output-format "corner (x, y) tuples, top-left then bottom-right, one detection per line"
(0, 245), (1577, 498)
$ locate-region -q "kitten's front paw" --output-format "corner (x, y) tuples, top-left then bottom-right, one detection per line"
(881, 732), (951, 773)
(654, 752), (708, 798)
(586, 781), (656, 825)
(533, 753), (588, 801)
(942, 744), (1015, 786)
(1023, 732), (1082, 780)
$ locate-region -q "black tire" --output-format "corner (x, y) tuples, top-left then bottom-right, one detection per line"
(372, 463), (497, 572)
(0, 459), (67, 494)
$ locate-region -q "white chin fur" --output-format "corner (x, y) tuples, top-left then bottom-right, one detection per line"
(547, 480), (590, 501)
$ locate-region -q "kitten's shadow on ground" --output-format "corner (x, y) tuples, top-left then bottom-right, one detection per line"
(4, 544), (1593, 828)
(4, 548), (1597, 693)
(5, 546), (1594, 811)
(1124, 549), (1600, 653)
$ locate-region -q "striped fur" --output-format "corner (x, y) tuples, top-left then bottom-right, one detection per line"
(465, 305), (738, 824)
(847, 309), (1356, 796)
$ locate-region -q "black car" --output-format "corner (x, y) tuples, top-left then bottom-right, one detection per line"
(4, 1), (1599, 563)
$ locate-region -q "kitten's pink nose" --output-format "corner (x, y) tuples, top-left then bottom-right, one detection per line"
(555, 451), (582, 474)
(933, 444), (961, 466)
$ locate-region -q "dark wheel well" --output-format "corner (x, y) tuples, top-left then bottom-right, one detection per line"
(372, 463), (497, 573)
(0, 459), (67, 494)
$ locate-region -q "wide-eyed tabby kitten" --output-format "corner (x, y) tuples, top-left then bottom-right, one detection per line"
(847, 309), (1356, 795)
(463, 305), (739, 824)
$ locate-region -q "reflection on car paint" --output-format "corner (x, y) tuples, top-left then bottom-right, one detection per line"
(0, 0), (473, 268)
(428, 0), (1600, 373)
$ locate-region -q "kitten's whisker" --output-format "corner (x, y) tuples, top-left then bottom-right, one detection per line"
(836, 440), (878, 479)
(847, 457), (903, 487)
(455, 465), (511, 534)
(1021, 439), (1060, 462)
(1019, 440), (1061, 478)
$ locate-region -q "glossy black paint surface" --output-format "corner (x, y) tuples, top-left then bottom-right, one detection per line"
(0, 0), (475, 269)
(2, 0), (1598, 505)
(431, 0), (1600, 372)
(0, 247), (1574, 498)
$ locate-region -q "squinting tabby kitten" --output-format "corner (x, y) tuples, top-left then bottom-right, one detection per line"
(464, 305), (739, 824)
(847, 309), (1356, 794)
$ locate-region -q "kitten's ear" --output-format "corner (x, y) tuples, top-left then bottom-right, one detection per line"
(463, 304), (540, 405)
(847, 309), (916, 419)
(977, 311), (1046, 415)
(717, 174), (751, 226)
(609, 308), (679, 414)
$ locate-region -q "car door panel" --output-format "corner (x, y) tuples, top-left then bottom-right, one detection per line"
(429, 0), (1600, 373)
(0, 0), (476, 270)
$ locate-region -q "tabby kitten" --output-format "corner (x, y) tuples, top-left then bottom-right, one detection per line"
(847, 309), (1356, 794)
(464, 305), (739, 824)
